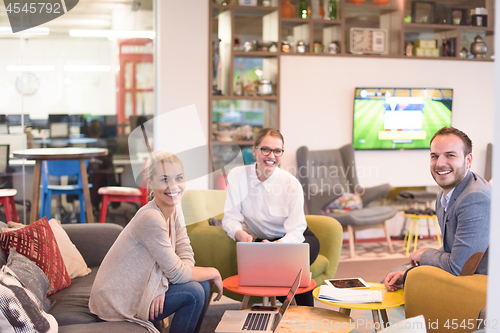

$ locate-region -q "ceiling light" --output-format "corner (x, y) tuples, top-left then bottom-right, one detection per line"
(7, 65), (55, 71)
(69, 30), (155, 40)
(0, 27), (49, 35)
(64, 65), (111, 72)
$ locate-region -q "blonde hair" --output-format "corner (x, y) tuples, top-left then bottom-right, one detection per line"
(254, 128), (284, 148)
(143, 151), (183, 201)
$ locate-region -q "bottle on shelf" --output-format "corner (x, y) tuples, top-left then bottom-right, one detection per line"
(328, 0), (337, 20)
(235, 76), (243, 96)
(300, 0), (308, 19)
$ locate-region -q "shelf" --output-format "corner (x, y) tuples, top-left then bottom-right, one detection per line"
(211, 140), (255, 146)
(212, 4), (279, 15)
(404, 23), (495, 33)
(233, 50), (279, 57)
(211, 95), (278, 100)
(344, 3), (400, 14)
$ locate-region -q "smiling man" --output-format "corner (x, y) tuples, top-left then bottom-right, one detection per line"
(385, 127), (491, 291)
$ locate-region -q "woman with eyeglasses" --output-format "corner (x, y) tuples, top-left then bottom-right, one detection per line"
(222, 128), (319, 306)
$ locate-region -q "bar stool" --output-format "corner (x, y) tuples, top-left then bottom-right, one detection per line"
(402, 213), (442, 256)
(98, 186), (148, 223)
(0, 189), (19, 222)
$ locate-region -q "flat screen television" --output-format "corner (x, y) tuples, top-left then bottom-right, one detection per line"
(352, 87), (453, 150)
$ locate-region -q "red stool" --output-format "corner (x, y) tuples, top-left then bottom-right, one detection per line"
(98, 186), (148, 223)
(0, 189), (19, 223)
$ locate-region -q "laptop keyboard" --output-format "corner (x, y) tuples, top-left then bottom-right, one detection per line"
(242, 312), (272, 331)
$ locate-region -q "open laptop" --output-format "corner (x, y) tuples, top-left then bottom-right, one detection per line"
(215, 269), (302, 333)
(237, 242), (310, 287)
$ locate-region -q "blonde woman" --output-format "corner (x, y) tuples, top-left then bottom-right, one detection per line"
(222, 128), (319, 306)
(90, 151), (223, 333)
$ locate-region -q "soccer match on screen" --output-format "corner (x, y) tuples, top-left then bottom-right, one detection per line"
(352, 87), (453, 150)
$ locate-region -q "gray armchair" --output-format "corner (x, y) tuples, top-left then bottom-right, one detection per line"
(296, 144), (396, 258)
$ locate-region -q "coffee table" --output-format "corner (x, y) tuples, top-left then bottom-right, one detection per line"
(275, 305), (353, 333)
(13, 148), (108, 224)
(223, 275), (316, 310)
(313, 282), (404, 332)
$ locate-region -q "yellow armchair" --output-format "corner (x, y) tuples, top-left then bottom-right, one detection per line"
(181, 189), (343, 303)
(404, 265), (487, 332)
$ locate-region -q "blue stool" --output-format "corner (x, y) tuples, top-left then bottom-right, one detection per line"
(40, 160), (92, 223)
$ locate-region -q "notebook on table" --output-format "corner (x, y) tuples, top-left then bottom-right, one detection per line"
(215, 269), (302, 333)
(237, 242), (310, 288)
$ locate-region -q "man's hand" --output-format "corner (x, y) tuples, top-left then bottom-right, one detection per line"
(409, 248), (427, 267)
(235, 230), (253, 242)
(149, 293), (165, 321)
(384, 271), (405, 292)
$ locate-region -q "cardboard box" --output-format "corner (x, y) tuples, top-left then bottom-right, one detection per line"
(413, 47), (439, 57)
(414, 40), (436, 48)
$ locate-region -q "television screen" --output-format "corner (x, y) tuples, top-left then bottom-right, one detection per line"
(352, 87), (453, 150)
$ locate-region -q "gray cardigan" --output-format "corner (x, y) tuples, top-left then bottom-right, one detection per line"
(89, 200), (195, 333)
(421, 171), (491, 275)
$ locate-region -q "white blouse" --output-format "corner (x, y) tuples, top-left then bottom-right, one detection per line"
(222, 164), (307, 243)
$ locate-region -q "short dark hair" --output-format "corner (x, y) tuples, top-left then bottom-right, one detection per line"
(430, 126), (472, 156)
(254, 128), (284, 148)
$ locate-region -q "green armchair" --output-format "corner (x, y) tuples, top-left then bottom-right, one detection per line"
(181, 189), (343, 303)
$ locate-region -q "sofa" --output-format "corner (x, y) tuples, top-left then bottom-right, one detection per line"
(49, 223), (157, 333)
(0, 221), (161, 333)
(404, 265), (488, 332)
(181, 189), (344, 304)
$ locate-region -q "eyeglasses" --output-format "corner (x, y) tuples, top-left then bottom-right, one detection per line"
(256, 146), (284, 157)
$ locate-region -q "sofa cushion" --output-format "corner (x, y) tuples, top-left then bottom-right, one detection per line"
(0, 265), (58, 332)
(310, 254), (328, 279)
(48, 267), (100, 326)
(47, 219), (91, 279)
(4, 220), (92, 280)
(0, 217), (71, 296)
(6, 248), (51, 312)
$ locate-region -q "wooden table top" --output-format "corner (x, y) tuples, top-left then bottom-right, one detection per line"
(313, 282), (404, 310)
(223, 275), (316, 297)
(275, 306), (353, 333)
(13, 147), (108, 160)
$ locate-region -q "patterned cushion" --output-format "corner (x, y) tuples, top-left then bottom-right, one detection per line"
(0, 265), (58, 332)
(0, 217), (71, 296)
(6, 248), (52, 312)
(98, 186), (142, 196)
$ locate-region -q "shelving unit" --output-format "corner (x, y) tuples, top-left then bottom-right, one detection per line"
(208, 0), (495, 188)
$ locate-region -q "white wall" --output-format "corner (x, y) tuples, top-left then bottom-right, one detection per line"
(280, 56), (495, 188)
(0, 39), (115, 118)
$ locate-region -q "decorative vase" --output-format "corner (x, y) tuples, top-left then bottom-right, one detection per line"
(470, 35), (488, 58)
(281, 0), (296, 18)
(373, 0), (390, 5)
(349, 0), (365, 4)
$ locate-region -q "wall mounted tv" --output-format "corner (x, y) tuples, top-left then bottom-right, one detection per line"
(352, 87), (453, 150)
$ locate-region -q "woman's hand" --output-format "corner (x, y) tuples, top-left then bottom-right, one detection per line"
(212, 271), (224, 302)
(149, 293), (165, 321)
(190, 267), (224, 302)
(235, 230), (253, 242)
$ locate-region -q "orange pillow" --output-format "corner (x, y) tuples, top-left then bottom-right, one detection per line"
(0, 217), (71, 296)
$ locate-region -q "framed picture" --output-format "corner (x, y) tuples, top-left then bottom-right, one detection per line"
(411, 1), (436, 24)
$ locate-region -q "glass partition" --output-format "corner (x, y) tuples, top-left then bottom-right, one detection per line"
(0, 0), (155, 225)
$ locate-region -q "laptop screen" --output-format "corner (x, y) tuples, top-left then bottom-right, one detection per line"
(271, 269), (302, 331)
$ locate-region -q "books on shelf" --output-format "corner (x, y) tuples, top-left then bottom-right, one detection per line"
(318, 285), (383, 303)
